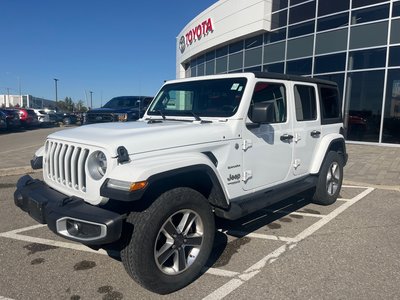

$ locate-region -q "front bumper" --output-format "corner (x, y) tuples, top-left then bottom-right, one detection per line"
(14, 175), (124, 245)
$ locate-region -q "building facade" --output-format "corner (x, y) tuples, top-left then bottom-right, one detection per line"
(176, 0), (400, 145)
(0, 94), (55, 109)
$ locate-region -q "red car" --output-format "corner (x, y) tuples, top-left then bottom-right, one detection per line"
(16, 108), (39, 128)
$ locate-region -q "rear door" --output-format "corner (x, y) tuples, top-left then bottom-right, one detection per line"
(292, 83), (321, 176)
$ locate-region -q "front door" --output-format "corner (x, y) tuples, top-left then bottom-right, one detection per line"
(242, 81), (293, 191)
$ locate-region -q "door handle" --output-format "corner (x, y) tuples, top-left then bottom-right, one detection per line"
(310, 130), (321, 138)
(280, 134), (294, 142)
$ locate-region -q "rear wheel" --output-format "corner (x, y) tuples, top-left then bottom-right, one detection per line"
(120, 187), (215, 294)
(312, 151), (343, 205)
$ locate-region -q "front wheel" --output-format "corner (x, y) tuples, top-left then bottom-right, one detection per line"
(120, 187), (215, 294)
(312, 151), (344, 205)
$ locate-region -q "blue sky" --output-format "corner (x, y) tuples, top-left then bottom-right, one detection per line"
(0, 0), (217, 108)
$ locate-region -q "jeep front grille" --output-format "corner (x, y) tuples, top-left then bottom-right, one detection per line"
(45, 141), (90, 192)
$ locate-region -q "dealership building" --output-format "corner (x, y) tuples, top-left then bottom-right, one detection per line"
(176, 0), (400, 145)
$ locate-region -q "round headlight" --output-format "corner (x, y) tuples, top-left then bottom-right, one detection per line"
(88, 151), (107, 180)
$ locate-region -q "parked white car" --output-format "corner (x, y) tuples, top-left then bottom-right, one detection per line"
(33, 109), (56, 126)
(15, 72), (347, 294)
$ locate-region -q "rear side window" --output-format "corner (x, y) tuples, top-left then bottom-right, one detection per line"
(294, 85), (317, 121)
(319, 85), (342, 124)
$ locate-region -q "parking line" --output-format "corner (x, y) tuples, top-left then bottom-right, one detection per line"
(203, 187), (375, 300)
(224, 230), (295, 242)
(0, 226), (239, 279)
(0, 296), (15, 300)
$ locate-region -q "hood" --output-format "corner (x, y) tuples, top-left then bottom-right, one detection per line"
(47, 120), (235, 157)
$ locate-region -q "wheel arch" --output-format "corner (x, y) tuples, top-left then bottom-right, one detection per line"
(310, 135), (347, 174)
(140, 164), (229, 211)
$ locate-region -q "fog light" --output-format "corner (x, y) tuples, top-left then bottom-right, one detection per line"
(56, 218), (107, 241)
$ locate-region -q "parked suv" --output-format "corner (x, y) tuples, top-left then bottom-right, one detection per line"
(0, 108), (21, 130)
(14, 73), (347, 294)
(85, 96), (153, 124)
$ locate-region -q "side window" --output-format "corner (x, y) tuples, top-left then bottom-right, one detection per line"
(319, 86), (342, 123)
(294, 85), (317, 121)
(248, 82), (287, 123)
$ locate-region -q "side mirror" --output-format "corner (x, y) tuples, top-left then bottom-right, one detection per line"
(251, 102), (275, 124)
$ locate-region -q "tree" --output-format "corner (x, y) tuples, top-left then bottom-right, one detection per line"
(75, 100), (88, 113)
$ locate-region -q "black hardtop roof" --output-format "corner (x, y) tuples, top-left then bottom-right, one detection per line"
(252, 72), (338, 87)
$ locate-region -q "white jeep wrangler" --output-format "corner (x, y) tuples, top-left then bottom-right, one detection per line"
(15, 72), (347, 294)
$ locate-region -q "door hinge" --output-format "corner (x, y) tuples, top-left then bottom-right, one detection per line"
(242, 139), (253, 151)
(293, 159), (301, 169)
(242, 170), (252, 183)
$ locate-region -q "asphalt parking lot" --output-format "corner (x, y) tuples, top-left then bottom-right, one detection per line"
(0, 128), (399, 299)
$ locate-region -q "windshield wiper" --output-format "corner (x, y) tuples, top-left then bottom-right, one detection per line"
(190, 112), (202, 121)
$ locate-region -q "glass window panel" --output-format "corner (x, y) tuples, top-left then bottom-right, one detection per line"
(317, 13), (349, 32)
(244, 47), (262, 67)
(287, 35), (314, 59)
(286, 58), (312, 75)
(206, 60), (215, 75)
(351, 4), (389, 25)
(263, 62), (285, 73)
(348, 48), (387, 70)
(272, 0), (288, 12)
(315, 28), (348, 54)
(352, 0), (387, 9)
(391, 19), (400, 44)
(264, 41), (286, 63)
(345, 70), (385, 142)
(197, 55), (205, 64)
(244, 66), (262, 72)
(216, 46), (228, 58)
(393, 1), (400, 17)
(289, 2), (316, 24)
(288, 20), (315, 38)
(229, 41), (244, 54)
(389, 46), (400, 67)
(382, 69), (400, 144)
(271, 10), (288, 29)
(191, 66), (197, 77)
(197, 63), (205, 76)
(265, 28), (287, 43)
(245, 34), (263, 49)
(206, 51), (215, 61)
(294, 85), (317, 121)
(349, 21), (388, 49)
(291, 0), (311, 5)
(318, 0), (349, 16)
(216, 56), (228, 73)
(314, 53), (346, 74)
(229, 52), (243, 71)
(316, 73), (345, 98)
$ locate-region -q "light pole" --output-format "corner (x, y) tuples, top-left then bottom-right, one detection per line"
(89, 91), (93, 109)
(54, 78), (59, 106)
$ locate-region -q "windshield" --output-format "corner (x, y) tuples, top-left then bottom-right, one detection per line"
(103, 96), (150, 109)
(148, 78), (247, 118)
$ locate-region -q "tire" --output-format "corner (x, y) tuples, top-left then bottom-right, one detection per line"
(120, 187), (215, 294)
(312, 151), (344, 205)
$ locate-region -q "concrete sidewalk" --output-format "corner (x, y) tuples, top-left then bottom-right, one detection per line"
(344, 144), (400, 189)
(0, 142), (399, 189)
